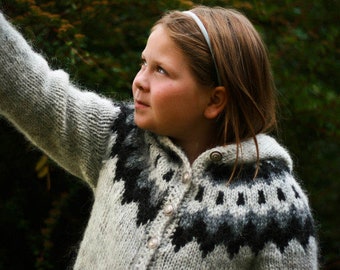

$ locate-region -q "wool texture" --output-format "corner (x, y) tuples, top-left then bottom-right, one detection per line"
(0, 13), (318, 269)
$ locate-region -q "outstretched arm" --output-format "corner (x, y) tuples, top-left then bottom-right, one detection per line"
(0, 12), (121, 187)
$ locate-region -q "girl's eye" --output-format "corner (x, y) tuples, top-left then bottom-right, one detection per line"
(139, 58), (167, 75)
(140, 59), (147, 67)
(156, 66), (167, 75)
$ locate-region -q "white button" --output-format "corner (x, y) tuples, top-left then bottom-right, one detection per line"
(147, 237), (159, 249)
(182, 171), (191, 183)
(210, 151), (222, 162)
(163, 204), (174, 216)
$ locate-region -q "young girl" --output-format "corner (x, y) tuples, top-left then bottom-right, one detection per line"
(0, 5), (318, 270)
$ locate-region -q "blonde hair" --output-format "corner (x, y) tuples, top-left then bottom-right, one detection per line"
(154, 6), (277, 181)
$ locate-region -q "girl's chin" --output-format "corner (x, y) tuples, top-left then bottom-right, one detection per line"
(133, 116), (151, 131)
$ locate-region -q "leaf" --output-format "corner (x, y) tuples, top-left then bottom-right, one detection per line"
(37, 166), (49, 179)
(35, 155), (48, 172)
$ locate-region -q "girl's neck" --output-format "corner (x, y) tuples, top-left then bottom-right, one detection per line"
(172, 135), (216, 165)
(170, 120), (220, 164)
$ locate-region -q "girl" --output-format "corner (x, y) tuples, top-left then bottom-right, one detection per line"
(0, 5), (318, 270)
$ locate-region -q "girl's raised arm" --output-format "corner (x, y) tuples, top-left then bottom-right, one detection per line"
(0, 13), (121, 187)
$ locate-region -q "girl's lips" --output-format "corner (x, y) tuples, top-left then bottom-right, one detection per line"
(134, 99), (150, 109)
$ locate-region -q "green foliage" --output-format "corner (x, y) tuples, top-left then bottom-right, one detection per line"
(0, 0), (338, 269)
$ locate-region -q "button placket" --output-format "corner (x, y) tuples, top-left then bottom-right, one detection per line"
(141, 167), (193, 264)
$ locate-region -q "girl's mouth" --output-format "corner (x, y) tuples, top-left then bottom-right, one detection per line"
(134, 99), (149, 109)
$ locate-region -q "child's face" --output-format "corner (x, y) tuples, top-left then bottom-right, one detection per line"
(132, 25), (213, 141)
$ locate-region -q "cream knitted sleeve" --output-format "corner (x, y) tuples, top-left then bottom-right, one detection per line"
(0, 13), (121, 187)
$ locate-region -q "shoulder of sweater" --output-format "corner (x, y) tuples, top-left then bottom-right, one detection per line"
(211, 134), (293, 171)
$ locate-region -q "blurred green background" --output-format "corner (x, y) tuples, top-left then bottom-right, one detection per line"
(0, 0), (338, 269)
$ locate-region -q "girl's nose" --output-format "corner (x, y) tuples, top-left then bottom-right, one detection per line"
(133, 70), (150, 92)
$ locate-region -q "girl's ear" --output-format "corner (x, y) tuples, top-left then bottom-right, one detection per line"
(204, 86), (227, 119)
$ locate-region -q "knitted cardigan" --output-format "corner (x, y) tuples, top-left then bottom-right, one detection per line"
(0, 13), (318, 269)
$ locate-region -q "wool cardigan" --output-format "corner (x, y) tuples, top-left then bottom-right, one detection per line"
(0, 13), (318, 269)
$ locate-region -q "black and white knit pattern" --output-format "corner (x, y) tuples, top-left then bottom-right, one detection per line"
(74, 104), (317, 269)
(0, 13), (318, 269)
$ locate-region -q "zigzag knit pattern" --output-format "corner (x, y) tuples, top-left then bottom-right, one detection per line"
(0, 13), (318, 269)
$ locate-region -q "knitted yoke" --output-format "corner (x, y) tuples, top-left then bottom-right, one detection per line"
(0, 13), (318, 269)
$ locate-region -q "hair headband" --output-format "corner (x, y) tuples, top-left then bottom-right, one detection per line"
(183, 11), (222, 86)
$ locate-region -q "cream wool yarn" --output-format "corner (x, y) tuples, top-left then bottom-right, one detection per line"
(0, 13), (318, 269)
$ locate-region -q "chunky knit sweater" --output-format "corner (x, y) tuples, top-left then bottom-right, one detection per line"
(0, 13), (318, 269)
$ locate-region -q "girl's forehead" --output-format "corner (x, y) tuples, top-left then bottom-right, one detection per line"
(144, 26), (177, 55)
(148, 24), (167, 41)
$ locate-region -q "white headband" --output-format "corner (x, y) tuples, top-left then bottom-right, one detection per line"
(183, 11), (222, 85)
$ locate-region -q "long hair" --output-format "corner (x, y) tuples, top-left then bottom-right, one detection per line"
(153, 6), (277, 181)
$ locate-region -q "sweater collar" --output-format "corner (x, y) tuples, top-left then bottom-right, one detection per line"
(149, 132), (293, 174)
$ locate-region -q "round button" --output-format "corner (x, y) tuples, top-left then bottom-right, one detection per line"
(147, 237), (159, 249)
(210, 151), (222, 162)
(163, 204), (174, 216)
(182, 171), (191, 183)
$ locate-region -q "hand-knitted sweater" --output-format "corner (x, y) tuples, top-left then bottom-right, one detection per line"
(0, 13), (318, 269)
